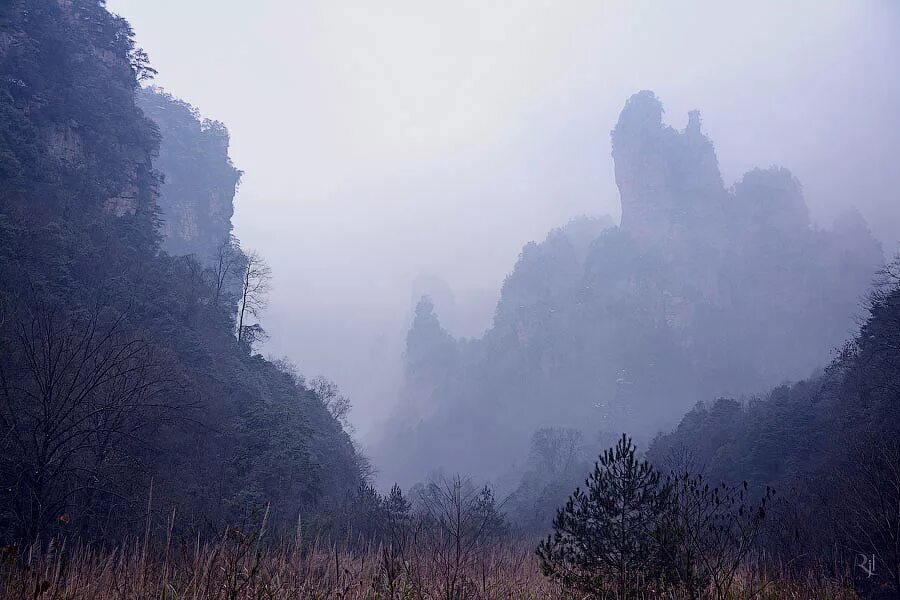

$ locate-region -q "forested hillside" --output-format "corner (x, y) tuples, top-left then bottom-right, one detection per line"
(0, 0), (364, 543)
(648, 256), (900, 506)
(378, 91), (883, 489)
(647, 260), (900, 595)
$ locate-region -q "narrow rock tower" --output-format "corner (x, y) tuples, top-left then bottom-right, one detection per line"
(612, 91), (725, 245)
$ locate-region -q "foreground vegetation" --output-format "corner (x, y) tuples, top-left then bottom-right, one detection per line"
(0, 452), (882, 600)
(0, 536), (861, 600)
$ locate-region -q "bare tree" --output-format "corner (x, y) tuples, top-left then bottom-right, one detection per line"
(0, 303), (171, 542)
(528, 427), (583, 474)
(207, 235), (245, 308)
(659, 474), (774, 600)
(403, 475), (508, 600)
(236, 250), (272, 348)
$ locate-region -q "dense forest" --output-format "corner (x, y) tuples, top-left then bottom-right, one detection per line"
(1, 1), (898, 599)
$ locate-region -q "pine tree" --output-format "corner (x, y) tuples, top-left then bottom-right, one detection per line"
(384, 483), (411, 525)
(472, 485), (508, 538)
(537, 434), (669, 597)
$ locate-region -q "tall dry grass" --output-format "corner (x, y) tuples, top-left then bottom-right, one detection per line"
(0, 534), (564, 600)
(0, 535), (862, 600)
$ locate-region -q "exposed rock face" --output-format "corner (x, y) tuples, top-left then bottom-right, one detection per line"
(137, 87), (242, 260)
(0, 0), (159, 231)
(45, 125), (82, 165)
(376, 92), (883, 488)
(400, 295), (461, 424)
(613, 92), (724, 246)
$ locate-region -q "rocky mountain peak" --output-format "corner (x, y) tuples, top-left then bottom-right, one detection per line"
(612, 91), (724, 245)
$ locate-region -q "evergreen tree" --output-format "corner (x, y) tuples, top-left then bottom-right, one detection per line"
(472, 485), (508, 539)
(537, 434), (669, 598)
(384, 483), (411, 525)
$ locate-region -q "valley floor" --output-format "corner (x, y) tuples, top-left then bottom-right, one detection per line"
(0, 538), (864, 600)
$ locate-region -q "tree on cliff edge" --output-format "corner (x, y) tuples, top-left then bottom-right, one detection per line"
(237, 250), (271, 350)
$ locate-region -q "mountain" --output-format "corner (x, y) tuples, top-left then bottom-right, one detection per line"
(136, 87), (242, 261)
(376, 91), (883, 487)
(0, 0), (364, 542)
(646, 261), (900, 593)
(648, 260), (900, 490)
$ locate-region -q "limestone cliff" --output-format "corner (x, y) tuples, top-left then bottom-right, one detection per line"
(376, 91), (884, 487)
(137, 87), (242, 260)
(613, 91), (724, 246)
(0, 0), (366, 538)
(0, 0), (159, 231)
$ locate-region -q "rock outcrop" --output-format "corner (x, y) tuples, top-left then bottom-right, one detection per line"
(0, 0), (159, 228)
(613, 92), (725, 246)
(137, 87), (242, 260)
(375, 91), (884, 488)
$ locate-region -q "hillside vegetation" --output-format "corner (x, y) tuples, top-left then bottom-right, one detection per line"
(0, 0), (365, 543)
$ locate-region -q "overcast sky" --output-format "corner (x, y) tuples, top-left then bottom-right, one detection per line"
(107, 0), (900, 440)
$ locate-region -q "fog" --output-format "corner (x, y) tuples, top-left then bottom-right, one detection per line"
(107, 0), (900, 451)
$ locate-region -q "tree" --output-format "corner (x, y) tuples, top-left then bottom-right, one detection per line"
(345, 483), (385, 543)
(537, 434), (669, 598)
(236, 250), (272, 349)
(408, 476), (509, 598)
(310, 375), (353, 430)
(207, 236), (245, 309)
(0, 303), (171, 542)
(508, 427), (589, 533)
(658, 473), (774, 600)
(471, 485), (508, 539)
(378, 483), (412, 600)
(384, 483), (411, 525)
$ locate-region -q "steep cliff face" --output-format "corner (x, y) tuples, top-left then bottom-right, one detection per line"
(0, 0), (159, 234)
(612, 91), (725, 246)
(492, 216), (614, 337)
(137, 87), (242, 260)
(377, 92), (883, 488)
(400, 296), (462, 423)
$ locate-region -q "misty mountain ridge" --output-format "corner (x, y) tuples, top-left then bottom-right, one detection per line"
(3, 3), (900, 596)
(376, 90), (883, 489)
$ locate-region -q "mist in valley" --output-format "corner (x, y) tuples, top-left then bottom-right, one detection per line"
(108, 0), (900, 448)
(3, 1), (900, 597)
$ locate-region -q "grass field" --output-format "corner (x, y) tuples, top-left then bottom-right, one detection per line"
(0, 534), (864, 600)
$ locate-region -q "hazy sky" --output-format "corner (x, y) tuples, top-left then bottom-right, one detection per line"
(107, 0), (900, 440)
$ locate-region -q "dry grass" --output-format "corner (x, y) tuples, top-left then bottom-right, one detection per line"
(0, 535), (564, 600)
(0, 536), (862, 600)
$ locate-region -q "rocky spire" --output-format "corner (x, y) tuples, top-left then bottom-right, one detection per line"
(611, 91), (725, 244)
